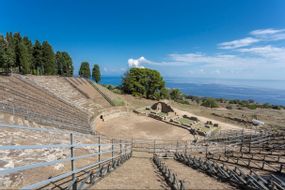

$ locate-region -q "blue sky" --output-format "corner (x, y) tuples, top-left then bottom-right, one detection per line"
(1, 0), (285, 79)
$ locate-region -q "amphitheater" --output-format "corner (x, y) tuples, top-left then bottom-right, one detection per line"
(0, 74), (284, 190)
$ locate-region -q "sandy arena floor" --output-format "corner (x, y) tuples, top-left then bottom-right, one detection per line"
(96, 113), (194, 141)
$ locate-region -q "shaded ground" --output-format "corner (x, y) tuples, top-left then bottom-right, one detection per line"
(94, 152), (168, 189)
(163, 159), (235, 190)
(97, 112), (193, 141)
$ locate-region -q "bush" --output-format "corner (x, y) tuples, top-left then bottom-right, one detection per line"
(112, 88), (123, 94)
(122, 68), (165, 100)
(272, 105), (281, 110)
(169, 88), (183, 100)
(226, 105), (233, 109)
(247, 104), (257, 110)
(201, 98), (219, 108)
(104, 84), (115, 90)
(111, 98), (125, 106)
(217, 98), (226, 103)
(176, 99), (190, 105)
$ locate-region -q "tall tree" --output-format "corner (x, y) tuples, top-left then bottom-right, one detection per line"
(0, 35), (15, 72)
(63, 52), (73, 76)
(122, 68), (166, 100)
(0, 35), (6, 69)
(5, 32), (16, 70)
(32, 40), (43, 75)
(42, 41), (56, 75)
(79, 62), (90, 78)
(1, 32), (73, 75)
(56, 51), (64, 75)
(22, 37), (33, 74)
(92, 64), (101, 83)
(12, 33), (32, 74)
(13, 32), (22, 73)
(56, 51), (73, 76)
(18, 41), (30, 74)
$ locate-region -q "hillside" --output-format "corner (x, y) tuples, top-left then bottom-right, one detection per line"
(0, 75), (284, 190)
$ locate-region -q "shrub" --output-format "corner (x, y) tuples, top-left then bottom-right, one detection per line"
(201, 98), (219, 108)
(226, 105), (233, 109)
(112, 88), (123, 94)
(272, 105), (281, 110)
(111, 98), (125, 106)
(176, 99), (190, 105)
(122, 68), (165, 100)
(247, 104), (257, 110)
(169, 88), (183, 100)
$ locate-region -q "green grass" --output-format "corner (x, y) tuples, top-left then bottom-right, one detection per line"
(209, 126), (221, 136)
(197, 126), (211, 133)
(157, 112), (167, 117)
(111, 98), (125, 106)
(179, 118), (192, 125)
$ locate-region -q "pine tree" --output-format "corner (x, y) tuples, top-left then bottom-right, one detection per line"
(42, 41), (56, 75)
(18, 41), (30, 74)
(32, 40), (43, 75)
(22, 37), (33, 74)
(62, 52), (73, 76)
(55, 51), (64, 75)
(0, 35), (16, 72)
(5, 32), (16, 71)
(0, 36), (6, 69)
(1, 32), (73, 75)
(92, 64), (101, 83)
(55, 51), (73, 76)
(13, 33), (22, 73)
(79, 62), (90, 78)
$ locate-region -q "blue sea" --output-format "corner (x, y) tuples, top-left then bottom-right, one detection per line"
(100, 76), (285, 106)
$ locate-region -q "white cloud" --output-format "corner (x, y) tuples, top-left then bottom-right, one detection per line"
(250, 28), (285, 36)
(218, 37), (259, 49)
(251, 28), (285, 41)
(219, 28), (285, 50)
(129, 28), (285, 79)
(238, 45), (285, 61)
(143, 48), (285, 78)
(128, 56), (151, 68)
(168, 53), (256, 66)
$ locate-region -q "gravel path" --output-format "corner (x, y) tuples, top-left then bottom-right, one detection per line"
(94, 155), (168, 189)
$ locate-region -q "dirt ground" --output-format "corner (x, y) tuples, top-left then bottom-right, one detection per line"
(96, 112), (194, 141)
(115, 95), (246, 132)
(171, 101), (285, 131)
(93, 153), (168, 189)
(163, 159), (235, 190)
(173, 108), (246, 131)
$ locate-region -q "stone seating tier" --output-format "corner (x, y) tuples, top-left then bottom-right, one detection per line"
(0, 76), (91, 134)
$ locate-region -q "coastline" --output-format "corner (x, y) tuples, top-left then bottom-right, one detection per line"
(100, 76), (285, 106)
